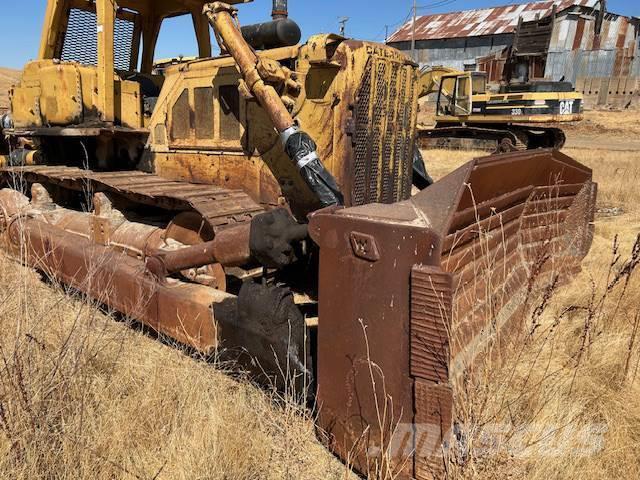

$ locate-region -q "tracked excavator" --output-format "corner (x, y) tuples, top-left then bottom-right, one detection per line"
(417, 65), (584, 151)
(0, 1), (596, 478)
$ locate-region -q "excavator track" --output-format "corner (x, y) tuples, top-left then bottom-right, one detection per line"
(417, 125), (566, 152)
(0, 166), (264, 231)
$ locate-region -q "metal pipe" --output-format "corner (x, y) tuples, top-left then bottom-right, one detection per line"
(272, 0), (288, 19)
(206, 4), (290, 129)
(411, 0), (417, 62)
(146, 223), (252, 280)
(4, 212), (228, 353)
(204, 2), (343, 207)
(240, 18), (301, 50)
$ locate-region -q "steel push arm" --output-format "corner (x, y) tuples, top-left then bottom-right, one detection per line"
(203, 2), (343, 207)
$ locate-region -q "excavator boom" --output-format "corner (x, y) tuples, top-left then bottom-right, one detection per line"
(417, 65), (461, 98)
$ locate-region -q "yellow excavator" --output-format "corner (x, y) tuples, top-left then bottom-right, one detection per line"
(417, 66), (584, 151)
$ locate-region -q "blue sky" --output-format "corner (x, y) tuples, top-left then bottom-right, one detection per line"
(0, 0), (638, 69)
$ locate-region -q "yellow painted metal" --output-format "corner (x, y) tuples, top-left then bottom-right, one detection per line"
(11, 60), (143, 130)
(418, 65), (459, 97)
(144, 36), (417, 214)
(24, 0), (261, 132)
(141, 14), (163, 74)
(192, 9), (213, 59)
(38, 0), (65, 60)
(419, 67), (584, 125)
(97, 0), (116, 123)
(12, 0), (418, 214)
(116, 79), (143, 129)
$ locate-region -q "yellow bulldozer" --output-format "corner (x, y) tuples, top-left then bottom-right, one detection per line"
(0, 0), (596, 478)
(417, 65), (584, 151)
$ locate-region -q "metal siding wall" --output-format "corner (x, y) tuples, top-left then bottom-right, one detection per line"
(633, 52), (640, 77)
(546, 50), (620, 83)
(604, 17), (621, 48)
(414, 35), (512, 70)
(546, 13), (639, 85)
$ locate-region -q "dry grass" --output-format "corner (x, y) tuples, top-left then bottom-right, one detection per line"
(445, 218), (640, 479)
(0, 259), (349, 479)
(564, 109), (640, 138)
(421, 118), (640, 479)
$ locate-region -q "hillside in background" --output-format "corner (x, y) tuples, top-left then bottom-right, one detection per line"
(0, 68), (21, 111)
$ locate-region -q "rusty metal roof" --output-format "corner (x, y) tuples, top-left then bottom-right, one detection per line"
(388, 0), (600, 42)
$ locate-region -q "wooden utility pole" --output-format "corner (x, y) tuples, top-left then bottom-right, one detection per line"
(411, 0), (417, 62)
(338, 16), (349, 37)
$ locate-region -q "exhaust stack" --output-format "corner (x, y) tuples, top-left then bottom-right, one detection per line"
(272, 0), (288, 19)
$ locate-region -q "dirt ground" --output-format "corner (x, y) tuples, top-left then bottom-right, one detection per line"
(0, 68), (20, 112)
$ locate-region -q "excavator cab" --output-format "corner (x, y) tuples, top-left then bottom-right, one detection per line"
(436, 71), (488, 117)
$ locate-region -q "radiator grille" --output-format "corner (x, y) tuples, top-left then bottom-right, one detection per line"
(352, 57), (416, 206)
(61, 8), (136, 71)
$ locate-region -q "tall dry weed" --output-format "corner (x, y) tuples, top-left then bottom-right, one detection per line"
(445, 232), (640, 480)
(0, 253), (348, 480)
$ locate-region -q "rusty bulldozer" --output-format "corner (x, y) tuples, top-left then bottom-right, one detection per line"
(0, 0), (596, 478)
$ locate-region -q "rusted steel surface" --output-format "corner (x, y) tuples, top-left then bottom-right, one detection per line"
(1, 204), (229, 352)
(388, 0), (598, 42)
(414, 381), (453, 479)
(310, 149), (596, 479)
(1, 165), (263, 230)
(310, 207), (441, 479)
(350, 56), (416, 206)
(0, 185), (308, 383)
(410, 266), (452, 384)
(147, 222), (251, 280)
(549, 10), (638, 52)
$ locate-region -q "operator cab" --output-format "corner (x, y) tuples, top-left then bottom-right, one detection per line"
(24, 0), (228, 129)
(436, 71), (487, 117)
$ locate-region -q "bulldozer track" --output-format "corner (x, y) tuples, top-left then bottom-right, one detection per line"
(0, 166), (264, 230)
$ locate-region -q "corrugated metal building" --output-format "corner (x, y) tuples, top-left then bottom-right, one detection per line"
(387, 0), (640, 107)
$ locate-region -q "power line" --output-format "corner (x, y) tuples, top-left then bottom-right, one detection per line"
(364, 0), (459, 44)
(375, 7), (414, 42)
(417, 0), (458, 10)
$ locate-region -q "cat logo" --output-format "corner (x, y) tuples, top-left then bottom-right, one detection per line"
(559, 100), (575, 115)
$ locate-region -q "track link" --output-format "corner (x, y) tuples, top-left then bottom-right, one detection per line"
(1, 166), (264, 230)
(417, 125), (566, 151)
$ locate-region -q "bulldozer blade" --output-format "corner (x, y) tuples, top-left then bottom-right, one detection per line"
(309, 149), (596, 479)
